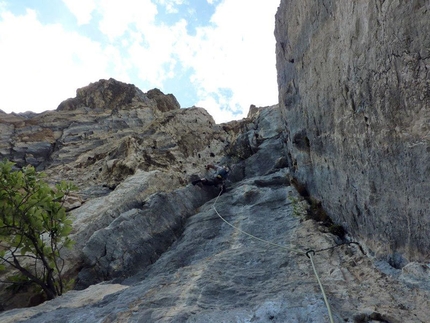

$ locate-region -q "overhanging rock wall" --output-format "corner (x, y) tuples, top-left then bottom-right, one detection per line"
(275, 0), (430, 263)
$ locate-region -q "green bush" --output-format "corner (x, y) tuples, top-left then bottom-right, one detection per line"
(0, 160), (76, 300)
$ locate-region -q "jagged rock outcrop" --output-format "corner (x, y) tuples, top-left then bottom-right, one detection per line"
(56, 78), (153, 112)
(275, 0), (430, 264)
(0, 78), (230, 199)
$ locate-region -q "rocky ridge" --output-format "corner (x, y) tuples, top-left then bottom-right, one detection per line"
(0, 78), (234, 198)
(0, 78), (429, 322)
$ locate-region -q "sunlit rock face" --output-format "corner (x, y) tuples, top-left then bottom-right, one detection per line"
(275, 0), (430, 263)
(0, 78), (228, 197)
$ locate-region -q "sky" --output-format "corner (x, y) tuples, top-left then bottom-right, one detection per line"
(0, 0), (280, 123)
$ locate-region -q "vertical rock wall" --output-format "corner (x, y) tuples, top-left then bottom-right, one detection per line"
(275, 0), (430, 262)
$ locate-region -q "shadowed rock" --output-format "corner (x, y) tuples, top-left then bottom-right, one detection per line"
(275, 0), (430, 262)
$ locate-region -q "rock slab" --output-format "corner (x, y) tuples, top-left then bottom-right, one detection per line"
(1, 170), (429, 322)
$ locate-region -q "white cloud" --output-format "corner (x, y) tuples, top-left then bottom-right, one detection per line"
(127, 19), (189, 86)
(97, 0), (158, 41)
(0, 8), (125, 113)
(181, 0), (279, 121)
(63, 0), (279, 121)
(62, 0), (96, 25)
(195, 95), (239, 124)
(0, 0), (279, 123)
(155, 0), (185, 14)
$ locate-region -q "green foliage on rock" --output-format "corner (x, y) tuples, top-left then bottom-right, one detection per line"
(0, 160), (77, 300)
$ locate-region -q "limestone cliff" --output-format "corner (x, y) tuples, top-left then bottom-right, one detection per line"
(275, 0), (430, 264)
(1, 63), (430, 321)
(0, 92), (430, 323)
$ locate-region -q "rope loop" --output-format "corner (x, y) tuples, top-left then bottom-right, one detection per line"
(305, 249), (315, 259)
(311, 241), (366, 256)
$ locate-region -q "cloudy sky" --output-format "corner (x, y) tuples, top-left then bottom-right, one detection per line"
(0, 0), (279, 123)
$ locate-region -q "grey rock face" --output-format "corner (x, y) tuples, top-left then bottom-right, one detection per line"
(1, 78), (157, 171)
(275, 0), (430, 262)
(74, 172), (220, 288)
(71, 104), (288, 288)
(1, 77), (429, 321)
(1, 169), (429, 322)
(0, 79), (247, 309)
(223, 105), (288, 182)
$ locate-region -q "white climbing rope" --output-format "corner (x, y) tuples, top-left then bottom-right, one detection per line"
(211, 189), (335, 323)
(212, 191), (300, 253)
(307, 250), (335, 323)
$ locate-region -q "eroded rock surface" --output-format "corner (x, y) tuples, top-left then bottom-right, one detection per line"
(0, 78), (229, 198)
(275, 0), (430, 263)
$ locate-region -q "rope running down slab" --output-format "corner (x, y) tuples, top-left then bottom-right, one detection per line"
(306, 250), (335, 323)
(211, 189), (335, 323)
(212, 191), (301, 254)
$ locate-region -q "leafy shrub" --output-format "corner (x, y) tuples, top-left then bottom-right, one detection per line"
(0, 160), (76, 300)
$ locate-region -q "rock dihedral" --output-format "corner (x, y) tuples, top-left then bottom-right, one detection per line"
(275, 0), (430, 264)
(0, 77), (429, 322)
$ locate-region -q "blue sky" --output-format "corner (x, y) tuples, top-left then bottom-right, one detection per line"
(0, 0), (279, 123)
